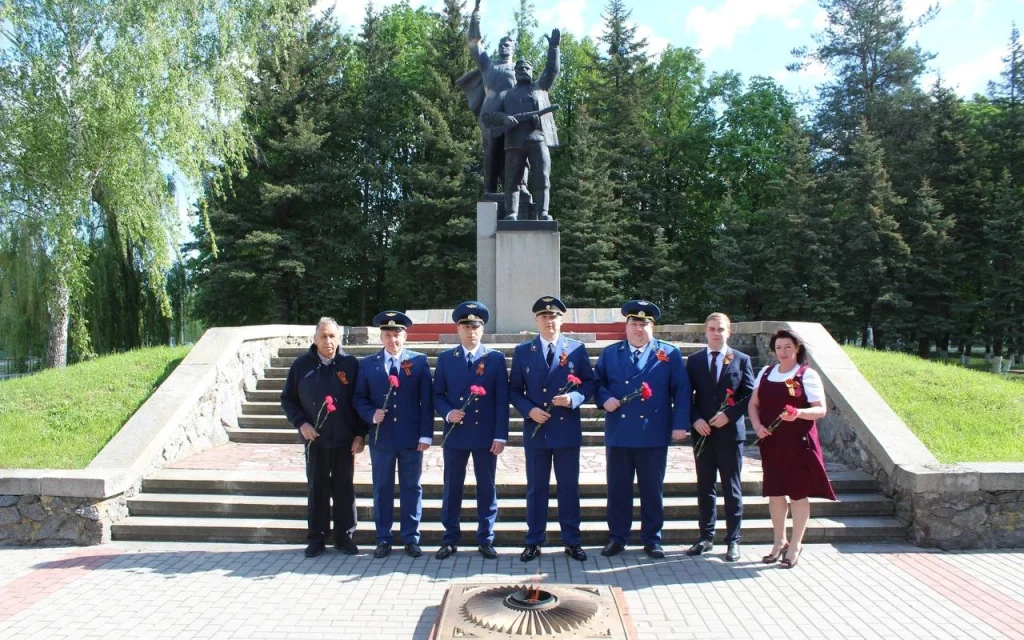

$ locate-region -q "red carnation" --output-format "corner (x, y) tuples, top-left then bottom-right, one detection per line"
(389, 375), (400, 388)
(640, 382), (653, 400)
(566, 374), (583, 386)
(469, 384), (487, 397)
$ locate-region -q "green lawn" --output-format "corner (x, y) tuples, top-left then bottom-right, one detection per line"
(844, 346), (1024, 463)
(0, 346), (190, 469)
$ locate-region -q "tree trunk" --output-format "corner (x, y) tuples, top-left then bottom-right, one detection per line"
(45, 278), (70, 368)
(917, 336), (930, 359)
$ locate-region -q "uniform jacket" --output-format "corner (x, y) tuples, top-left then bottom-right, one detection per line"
(433, 344), (510, 450)
(686, 346), (755, 442)
(280, 345), (368, 449)
(509, 336), (596, 450)
(496, 45), (560, 149)
(353, 349), (433, 451)
(595, 339), (690, 448)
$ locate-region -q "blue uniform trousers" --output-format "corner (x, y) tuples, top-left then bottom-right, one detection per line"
(696, 438), (744, 543)
(441, 448), (498, 546)
(369, 445), (424, 545)
(525, 446), (581, 545)
(606, 446), (667, 546)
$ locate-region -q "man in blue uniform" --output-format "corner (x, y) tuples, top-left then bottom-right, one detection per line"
(683, 312), (755, 562)
(281, 318), (368, 558)
(432, 301), (510, 560)
(509, 296), (595, 562)
(353, 311), (433, 559)
(595, 301), (690, 559)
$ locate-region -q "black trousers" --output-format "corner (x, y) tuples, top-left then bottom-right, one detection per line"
(695, 438), (744, 543)
(306, 445), (357, 543)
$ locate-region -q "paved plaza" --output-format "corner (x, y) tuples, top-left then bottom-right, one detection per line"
(1, 540), (1023, 639)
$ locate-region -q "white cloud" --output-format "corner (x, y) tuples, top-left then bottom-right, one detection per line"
(684, 0), (808, 56)
(537, 0), (588, 41)
(312, 0), (412, 31)
(902, 0), (953, 21)
(636, 23), (671, 56)
(932, 45), (1004, 96)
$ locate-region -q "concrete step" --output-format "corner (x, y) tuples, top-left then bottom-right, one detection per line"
(142, 469), (883, 498)
(240, 402), (684, 422)
(126, 493), (895, 521)
(237, 413), (735, 433)
(264, 356), (606, 374)
(225, 427), (741, 447)
(110, 515), (908, 544)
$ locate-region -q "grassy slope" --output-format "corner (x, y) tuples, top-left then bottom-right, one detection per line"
(844, 346), (1024, 463)
(0, 346), (190, 469)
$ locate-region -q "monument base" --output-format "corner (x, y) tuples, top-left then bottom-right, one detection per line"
(476, 202), (560, 334)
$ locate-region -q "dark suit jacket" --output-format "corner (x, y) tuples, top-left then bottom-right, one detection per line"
(280, 345), (368, 449)
(686, 346), (755, 442)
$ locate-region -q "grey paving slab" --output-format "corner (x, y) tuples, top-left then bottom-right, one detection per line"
(1, 542), (1022, 640)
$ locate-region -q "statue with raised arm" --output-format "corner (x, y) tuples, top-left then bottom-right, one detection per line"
(456, 0), (517, 198)
(488, 30), (561, 221)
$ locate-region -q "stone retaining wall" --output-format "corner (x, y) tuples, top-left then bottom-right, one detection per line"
(0, 326), (314, 546)
(659, 321), (1024, 550)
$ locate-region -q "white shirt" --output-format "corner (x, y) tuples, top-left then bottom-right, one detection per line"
(382, 349), (404, 375)
(754, 364), (824, 403)
(626, 341), (653, 369)
(706, 345), (731, 381)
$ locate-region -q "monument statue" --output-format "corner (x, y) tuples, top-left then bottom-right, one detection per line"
(486, 54), (560, 221)
(456, 0), (560, 221)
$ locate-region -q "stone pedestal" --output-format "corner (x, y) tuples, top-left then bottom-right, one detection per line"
(476, 202), (560, 334)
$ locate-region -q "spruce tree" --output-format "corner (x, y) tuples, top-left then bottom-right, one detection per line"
(833, 121), (909, 347)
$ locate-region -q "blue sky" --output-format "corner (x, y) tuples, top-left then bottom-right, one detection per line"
(315, 0), (1023, 98)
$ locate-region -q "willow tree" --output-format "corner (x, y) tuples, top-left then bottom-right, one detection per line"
(0, 0), (304, 367)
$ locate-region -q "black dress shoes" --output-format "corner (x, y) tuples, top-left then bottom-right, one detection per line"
(478, 544), (498, 559)
(643, 543), (666, 559)
(520, 544), (542, 562)
(405, 543), (422, 558)
(685, 539), (714, 556)
(725, 542), (741, 562)
(373, 542), (392, 558)
(334, 534), (358, 555)
(601, 541), (625, 557)
(304, 541), (325, 558)
(564, 544), (587, 562)
(435, 543), (457, 560)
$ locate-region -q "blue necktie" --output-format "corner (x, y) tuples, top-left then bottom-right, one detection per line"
(632, 349), (641, 366)
(546, 344), (555, 368)
(467, 353), (473, 371)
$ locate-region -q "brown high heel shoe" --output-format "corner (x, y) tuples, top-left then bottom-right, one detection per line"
(762, 543), (789, 564)
(780, 545), (802, 569)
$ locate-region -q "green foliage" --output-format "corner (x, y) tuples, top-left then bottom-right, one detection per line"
(0, 345), (190, 468)
(845, 346), (1024, 463)
(0, 0), (306, 366)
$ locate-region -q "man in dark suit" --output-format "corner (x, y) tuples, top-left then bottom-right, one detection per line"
(509, 296), (596, 562)
(353, 311), (433, 559)
(281, 318), (368, 558)
(682, 312), (755, 562)
(432, 301), (510, 560)
(595, 300), (690, 559)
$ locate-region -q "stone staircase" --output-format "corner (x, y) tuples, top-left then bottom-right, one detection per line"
(112, 343), (908, 545)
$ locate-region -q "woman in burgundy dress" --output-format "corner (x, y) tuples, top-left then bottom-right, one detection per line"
(749, 329), (835, 568)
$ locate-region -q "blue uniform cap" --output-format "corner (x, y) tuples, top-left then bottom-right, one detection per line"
(532, 296), (567, 316)
(373, 310), (413, 331)
(452, 301), (489, 326)
(621, 299), (661, 322)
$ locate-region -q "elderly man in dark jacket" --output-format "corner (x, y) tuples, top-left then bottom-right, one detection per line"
(281, 317), (368, 558)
